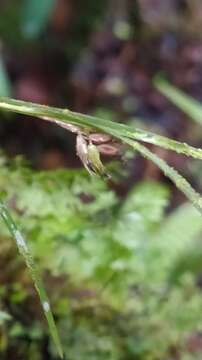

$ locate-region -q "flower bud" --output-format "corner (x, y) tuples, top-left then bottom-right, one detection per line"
(89, 133), (112, 145)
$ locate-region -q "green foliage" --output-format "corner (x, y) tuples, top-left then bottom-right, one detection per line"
(0, 0), (56, 44)
(1, 97), (202, 214)
(0, 58), (12, 97)
(1, 95), (202, 357)
(21, 0), (56, 39)
(0, 0), (107, 58)
(1, 155), (202, 359)
(0, 158), (63, 358)
(0, 310), (11, 324)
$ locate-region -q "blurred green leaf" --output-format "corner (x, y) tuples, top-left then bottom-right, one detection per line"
(154, 76), (202, 127)
(120, 181), (169, 228)
(0, 310), (11, 323)
(0, 154), (202, 358)
(0, 59), (11, 97)
(0, 97), (202, 215)
(21, 0), (56, 38)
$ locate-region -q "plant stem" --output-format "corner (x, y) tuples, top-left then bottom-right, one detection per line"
(0, 199), (63, 359)
(0, 97), (202, 160)
(122, 138), (202, 215)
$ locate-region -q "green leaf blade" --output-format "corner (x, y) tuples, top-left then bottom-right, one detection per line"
(0, 200), (63, 358)
(0, 96), (202, 213)
(122, 138), (202, 215)
(154, 77), (202, 126)
(0, 59), (12, 97)
(0, 97), (202, 161)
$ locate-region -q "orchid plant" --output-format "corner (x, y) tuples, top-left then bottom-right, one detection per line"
(0, 93), (202, 357)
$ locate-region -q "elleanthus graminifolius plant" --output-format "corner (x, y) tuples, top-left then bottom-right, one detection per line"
(0, 96), (202, 357)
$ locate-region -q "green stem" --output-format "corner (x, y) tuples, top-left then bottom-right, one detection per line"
(0, 199), (63, 359)
(0, 96), (202, 213)
(154, 77), (202, 126)
(0, 97), (202, 160)
(122, 138), (202, 215)
(1, 96), (202, 355)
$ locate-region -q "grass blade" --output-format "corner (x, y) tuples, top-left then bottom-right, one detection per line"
(0, 96), (202, 213)
(154, 76), (202, 126)
(0, 199), (63, 358)
(0, 97), (202, 160)
(121, 137), (202, 215)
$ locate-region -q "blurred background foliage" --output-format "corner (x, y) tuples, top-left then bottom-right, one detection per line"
(1, 0), (202, 359)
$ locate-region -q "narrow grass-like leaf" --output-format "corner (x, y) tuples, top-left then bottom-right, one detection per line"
(121, 137), (202, 215)
(154, 77), (202, 126)
(21, 0), (55, 38)
(0, 59), (12, 97)
(0, 97), (202, 160)
(0, 199), (63, 358)
(0, 97), (202, 214)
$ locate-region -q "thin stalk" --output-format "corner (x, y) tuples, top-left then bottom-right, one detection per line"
(0, 97), (202, 160)
(122, 137), (202, 215)
(0, 96), (202, 213)
(154, 77), (202, 126)
(0, 200), (63, 359)
(1, 96), (202, 355)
